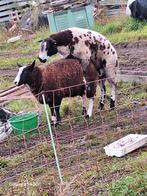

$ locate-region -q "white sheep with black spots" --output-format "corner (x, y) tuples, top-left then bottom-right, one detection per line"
(38, 27), (119, 110)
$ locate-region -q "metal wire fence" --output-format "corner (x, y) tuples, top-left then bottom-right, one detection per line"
(0, 78), (146, 195)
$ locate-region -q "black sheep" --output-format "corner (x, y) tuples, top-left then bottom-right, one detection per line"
(14, 59), (97, 125)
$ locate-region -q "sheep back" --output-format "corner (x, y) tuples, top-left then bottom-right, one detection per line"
(38, 59), (86, 103)
(35, 59), (97, 105)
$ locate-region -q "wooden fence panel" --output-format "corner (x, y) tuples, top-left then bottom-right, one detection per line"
(0, 0), (13, 6)
(0, 0), (127, 24)
(100, 0), (127, 16)
(100, 0), (127, 6)
(0, 0), (31, 23)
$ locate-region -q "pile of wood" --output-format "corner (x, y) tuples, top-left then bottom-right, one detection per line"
(0, 0), (31, 23)
(0, 85), (38, 106)
(100, 0), (127, 16)
(49, 0), (91, 11)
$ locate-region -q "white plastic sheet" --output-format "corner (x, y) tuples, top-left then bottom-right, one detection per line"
(104, 134), (147, 157)
(0, 123), (12, 143)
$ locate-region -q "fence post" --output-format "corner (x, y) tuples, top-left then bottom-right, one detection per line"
(42, 94), (63, 184)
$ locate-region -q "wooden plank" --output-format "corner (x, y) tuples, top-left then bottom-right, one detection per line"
(0, 0), (14, 6)
(0, 0), (67, 24)
(0, 85), (35, 102)
(15, 1), (30, 7)
(0, 0), (31, 24)
(100, 0), (127, 6)
(106, 8), (125, 14)
(0, 0), (30, 9)
(99, 0), (127, 17)
(0, 95), (34, 101)
(0, 4), (14, 11)
(0, 84), (41, 112)
(0, 10), (12, 17)
(0, 16), (10, 23)
(14, 0), (31, 7)
(0, 85), (25, 97)
(0, 0), (31, 6)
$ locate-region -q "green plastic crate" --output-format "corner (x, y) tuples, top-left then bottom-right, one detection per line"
(48, 4), (95, 32)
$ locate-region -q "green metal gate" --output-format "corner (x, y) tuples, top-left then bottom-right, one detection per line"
(47, 4), (95, 32)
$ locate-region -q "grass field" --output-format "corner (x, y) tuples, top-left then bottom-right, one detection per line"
(0, 78), (146, 195)
(0, 16), (147, 69)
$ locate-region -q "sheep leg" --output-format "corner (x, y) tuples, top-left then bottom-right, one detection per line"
(82, 74), (89, 116)
(55, 105), (61, 123)
(105, 54), (118, 110)
(82, 95), (87, 115)
(99, 79), (106, 110)
(86, 97), (94, 118)
(81, 58), (95, 118)
(108, 78), (116, 110)
(50, 105), (57, 125)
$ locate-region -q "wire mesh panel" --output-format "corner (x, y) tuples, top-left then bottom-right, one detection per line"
(0, 79), (146, 195)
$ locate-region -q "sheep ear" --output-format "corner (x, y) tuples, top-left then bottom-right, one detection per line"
(17, 63), (22, 67)
(38, 39), (43, 43)
(29, 60), (36, 71)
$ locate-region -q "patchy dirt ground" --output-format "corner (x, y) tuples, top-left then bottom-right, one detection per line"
(115, 40), (147, 71)
(0, 102), (146, 195)
(0, 41), (146, 195)
(0, 41), (147, 77)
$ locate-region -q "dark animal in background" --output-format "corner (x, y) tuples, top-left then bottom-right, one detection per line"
(129, 0), (147, 20)
(38, 27), (119, 110)
(0, 108), (16, 124)
(19, 11), (49, 31)
(14, 59), (97, 125)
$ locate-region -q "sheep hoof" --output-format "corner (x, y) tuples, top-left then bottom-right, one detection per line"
(85, 114), (90, 119)
(51, 121), (54, 126)
(51, 121), (58, 127)
(57, 121), (62, 126)
(82, 107), (87, 115)
(99, 102), (104, 110)
(110, 106), (115, 111)
(110, 99), (115, 110)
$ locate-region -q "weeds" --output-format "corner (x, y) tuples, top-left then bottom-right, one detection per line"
(0, 76), (13, 90)
(0, 159), (8, 169)
(94, 16), (147, 42)
(7, 100), (35, 112)
(111, 172), (147, 196)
